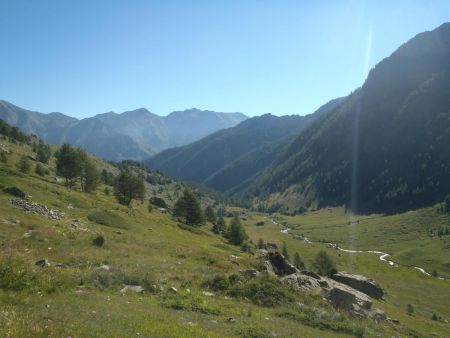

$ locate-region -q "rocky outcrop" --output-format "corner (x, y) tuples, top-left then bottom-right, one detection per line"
(331, 271), (384, 299)
(278, 271), (390, 322)
(10, 199), (65, 220)
(326, 284), (372, 313)
(266, 252), (297, 276)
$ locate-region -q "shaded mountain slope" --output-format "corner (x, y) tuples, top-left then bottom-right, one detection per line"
(146, 110), (336, 193)
(247, 23), (450, 214)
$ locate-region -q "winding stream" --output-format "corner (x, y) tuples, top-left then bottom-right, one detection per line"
(267, 217), (449, 281)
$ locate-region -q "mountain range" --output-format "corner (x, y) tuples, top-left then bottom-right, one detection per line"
(146, 98), (344, 195)
(2, 23), (449, 215)
(0, 101), (247, 161)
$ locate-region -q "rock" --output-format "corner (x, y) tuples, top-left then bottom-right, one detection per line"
(158, 208), (167, 213)
(281, 273), (322, 291)
(301, 270), (321, 279)
(266, 243), (278, 250)
(10, 198), (65, 220)
(368, 308), (387, 323)
(261, 260), (275, 275)
(331, 271), (384, 299)
(22, 230), (32, 238)
(167, 286), (178, 293)
(267, 252), (297, 276)
(226, 317), (237, 323)
(121, 285), (144, 293)
(258, 249), (268, 257)
(96, 265), (111, 271)
(35, 259), (50, 267)
(202, 291), (214, 297)
(3, 187), (27, 199)
(241, 269), (259, 277)
(55, 263), (68, 269)
(326, 284), (372, 312)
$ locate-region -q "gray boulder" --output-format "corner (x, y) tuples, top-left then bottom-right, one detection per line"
(331, 271), (384, 299)
(281, 273), (322, 291)
(326, 284), (372, 313)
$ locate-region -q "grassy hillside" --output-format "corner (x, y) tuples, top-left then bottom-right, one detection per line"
(242, 208), (450, 337)
(1, 129), (444, 337)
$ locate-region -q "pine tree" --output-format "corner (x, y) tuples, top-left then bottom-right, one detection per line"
(173, 189), (204, 226)
(55, 143), (82, 188)
(282, 243), (290, 261)
(228, 216), (247, 245)
(294, 252), (305, 270)
(77, 149), (99, 193)
(113, 171), (145, 206)
(312, 250), (337, 276)
(36, 140), (51, 163)
(17, 155), (31, 173)
(35, 163), (46, 176)
(205, 205), (216, 223)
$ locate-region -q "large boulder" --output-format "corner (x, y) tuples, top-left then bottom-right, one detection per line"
(326, 284), (373, 314)
(331, 272), (384, 299)
(266, 252), (297, 276)
(281, 273), (322, 291)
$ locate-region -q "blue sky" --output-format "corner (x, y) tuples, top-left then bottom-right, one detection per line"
(1, 1), (449, 118)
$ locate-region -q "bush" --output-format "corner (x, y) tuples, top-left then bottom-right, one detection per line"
(88, 211), (129, 229)
(92, 235), (105, 247)
(0, 256), (35, 291)
(406, 303), (414, 315)
(255, 221), (265, 226)
(205, 274), (230, 291)
(34, 163), (46, 176)
(228, 276), (295, 307)
(147, 203), (153, 213)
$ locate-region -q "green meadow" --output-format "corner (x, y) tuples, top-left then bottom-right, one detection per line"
(0, 137), (449, 337)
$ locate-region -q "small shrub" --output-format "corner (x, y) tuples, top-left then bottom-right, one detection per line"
(205, 274), (230, 291)
(228, 276), (295, 307)
(92, 235), (105, 247)
(255, 221), (265, 226)
(147, 203), (153, 213)
(34, 163), (46, 176)
(406, 303), (414, 315)
(432, 313), (438, 321)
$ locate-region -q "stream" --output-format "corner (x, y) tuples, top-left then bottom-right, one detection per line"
(266, 217), (449, 281)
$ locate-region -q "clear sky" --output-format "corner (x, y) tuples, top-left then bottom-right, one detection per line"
(1, 1), (450, 118)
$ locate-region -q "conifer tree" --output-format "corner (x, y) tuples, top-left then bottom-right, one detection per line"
(173, 189), (204, 226)
(228, 216), (247, 245)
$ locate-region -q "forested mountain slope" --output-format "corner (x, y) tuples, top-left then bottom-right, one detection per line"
(246, 23), (450, 214)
